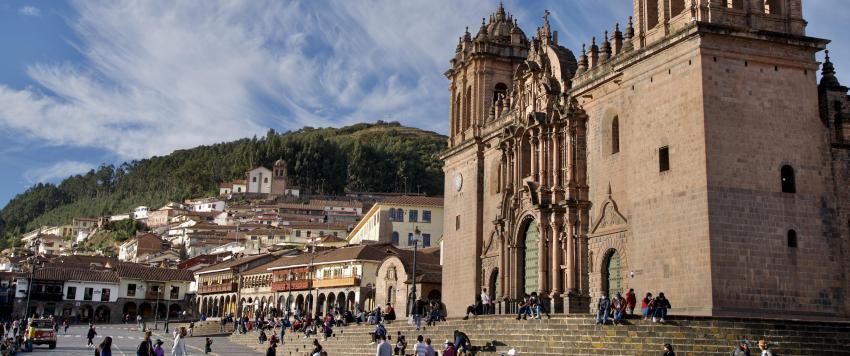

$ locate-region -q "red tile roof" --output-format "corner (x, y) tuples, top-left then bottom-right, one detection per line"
(380, 196), (443, 207)
(115, 262), (195, 282)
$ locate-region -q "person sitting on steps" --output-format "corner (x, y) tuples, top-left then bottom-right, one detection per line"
(462, 295), (482, 320)
(515, 294), (532, 320)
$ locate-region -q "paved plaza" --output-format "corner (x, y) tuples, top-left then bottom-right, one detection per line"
(26, 324), (253, 356)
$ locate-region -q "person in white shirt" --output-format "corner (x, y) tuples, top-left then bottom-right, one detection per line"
(481, 288), (492, 314)
(376, 334), (392, 356)
(413, 335), (428, 356)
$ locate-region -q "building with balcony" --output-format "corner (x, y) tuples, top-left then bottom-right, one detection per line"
(14, 265), (119, 323)
(266, 244), (398, 316)
(195, 253), (278, 318)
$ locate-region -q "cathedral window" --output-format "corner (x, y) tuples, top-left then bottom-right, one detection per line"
(659, 146), (670, 172)
(781, 165), (796, 193)
(463, 87), (472, 131)
(670, 0), (685, 17)
(764, 0), (782, 15)
(493, 83), (508, 105)
(645, 0), (659, 30)
(611, 116), (620, 154)
(787, 230), (797, 248)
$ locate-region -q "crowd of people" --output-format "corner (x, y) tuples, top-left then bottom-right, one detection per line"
(595, 289), (671, 325)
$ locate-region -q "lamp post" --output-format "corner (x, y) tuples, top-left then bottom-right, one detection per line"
(409, 227), (421, 317)
(153, 286), (162, 330)
(23, 236), (42, 320)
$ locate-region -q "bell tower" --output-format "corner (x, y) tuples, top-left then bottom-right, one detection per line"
(445, 3), (529, 147)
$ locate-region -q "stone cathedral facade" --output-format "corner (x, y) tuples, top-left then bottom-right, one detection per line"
(441, 0), (850, 321)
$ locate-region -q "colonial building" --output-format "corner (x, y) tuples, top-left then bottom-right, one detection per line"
(118, 233), (167, 262)
(347, 196), (443, 248)
(195, 253), (279, 318)
(374, 247), (442, 317)
(441, 1), (850, 321)
(221, 160), (299, 197)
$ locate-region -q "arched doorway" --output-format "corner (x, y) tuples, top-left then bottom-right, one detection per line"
(317, 294), (326, 316)
(95, 305), (111, 323)
(80, 305), (94, 322)
(488, 268), (499, 301)
(347, 291), (356, 311)
(169, 304), (182, 319)
(603, 249), (623, 298)
(327, 293), (335, 313)
(139, 303), (152, 319)
(295, 295), (304, 311)
(521, 219), (539, 295)
(336, 292), (345, 311)
(123, 302), (137, 317)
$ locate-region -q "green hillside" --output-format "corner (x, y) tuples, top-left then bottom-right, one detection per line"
(0, 121), (447, 247)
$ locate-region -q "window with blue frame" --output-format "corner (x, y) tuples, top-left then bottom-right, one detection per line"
(389, 208), (396, 221)
(396, 209), (405, 222)
(409, 210), (418, 222)
(423, 210), (431, 223)
(423, 234), (431, 247)
(408, 233), (415, 246)
(391, 231), (399, 245)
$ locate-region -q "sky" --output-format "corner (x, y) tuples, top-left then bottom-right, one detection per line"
(0, 0), (848, 207)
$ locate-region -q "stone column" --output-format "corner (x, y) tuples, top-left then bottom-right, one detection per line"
(499, 231), (506, 304)
(565, 216), (576, 292)
(550, 220), (562, 296)
(530, 134), (539, 181)
(537, 218), (548, 296)
(552, 127), (561, 188)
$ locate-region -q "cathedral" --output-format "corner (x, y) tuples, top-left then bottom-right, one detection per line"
(441, 0), (850, 321)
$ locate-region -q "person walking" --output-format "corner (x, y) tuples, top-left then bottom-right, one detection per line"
(265, 342), (276, 356)
(172, 327), (188, 356)
(137, 314), (143, 331)
(63, 319), (69, 334)
(595, 294), (611, 325)
(663, 343), (676, 356)
(204, 337), (213, 354)
(96, 336), (113, 356)
(625, 289), (637, 316)
(188, 321), (194, 337)
(137, 331), (155, 356)
(153, 339), (165, 356)
(757, 340), (774, 356)
(86, 324), (97, 348)
(376, 334), (392, 356)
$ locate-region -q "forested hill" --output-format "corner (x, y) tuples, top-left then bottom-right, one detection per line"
(0, 121), (447, 245)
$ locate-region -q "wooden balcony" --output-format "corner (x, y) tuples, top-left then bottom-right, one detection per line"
(312, 276), (359, 288)
(198, 282), (238, 294)
(271, 279), (311, 292)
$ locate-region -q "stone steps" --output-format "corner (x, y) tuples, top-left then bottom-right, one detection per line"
(228, 315), (850, 355)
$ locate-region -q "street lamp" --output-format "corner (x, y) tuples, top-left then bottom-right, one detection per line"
(23, 236), (42, 320)
(153, 285), (162, 330)
(409, 227), (422, 317)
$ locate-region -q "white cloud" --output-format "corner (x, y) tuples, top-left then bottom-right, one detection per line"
(24, 160), (93, 184)
(18, 6), (41, 17)
(19, 0), (828, 159)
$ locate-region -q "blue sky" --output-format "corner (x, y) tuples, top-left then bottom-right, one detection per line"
(0, 0), (848, 207)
